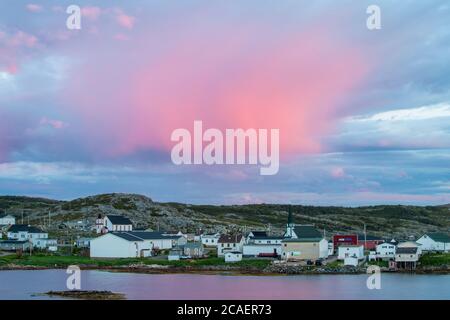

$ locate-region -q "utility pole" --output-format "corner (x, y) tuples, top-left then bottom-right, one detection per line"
(364, 223), (367, 250)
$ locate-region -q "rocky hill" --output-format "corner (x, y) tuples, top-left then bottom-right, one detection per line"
(0, 193), (449, 239)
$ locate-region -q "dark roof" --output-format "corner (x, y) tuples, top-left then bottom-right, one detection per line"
(110, 231), (181, 241)
(293, 225), (323, 240)
(249, 231), (268, 238)
(111, 232), (143, 241)
(7, 224), (44, 233)
(0, 240), (28, 244)
(427, 232), (450, 243)
(218, 234), (243, 243)
(251, 236), (284, 240)
(396, 247), (418, 254)
(106, 215), (133, 225)
(283, 238), (322, 243)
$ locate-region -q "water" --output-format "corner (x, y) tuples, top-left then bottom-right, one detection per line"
(0, 270), (449, 300)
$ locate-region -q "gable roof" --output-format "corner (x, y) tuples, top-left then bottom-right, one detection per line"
(427, 232), (450, 243)
(396, 247), (418, 254)
(292, 225), (323, 240)
(8, 224), (44, 233)
(218, 234), (243, 243)
(183, 242), (203, 249)
(249, 231), (268, 238)
(0, 214), (14, 219)
(110, 231), (181, 242)
(106, 215), (133, 225)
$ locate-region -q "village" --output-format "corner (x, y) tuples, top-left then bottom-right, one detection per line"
(0, 207), (449, 273)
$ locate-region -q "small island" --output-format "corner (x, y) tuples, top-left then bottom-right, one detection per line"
(45, 290), (125, 300)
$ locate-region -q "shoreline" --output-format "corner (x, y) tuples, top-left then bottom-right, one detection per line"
(1, 264), (449, 276)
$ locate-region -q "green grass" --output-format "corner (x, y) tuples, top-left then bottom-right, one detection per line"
(367, 260), (389, 268)
(0, 253), (271, 269)
(419, 253), (450, 266)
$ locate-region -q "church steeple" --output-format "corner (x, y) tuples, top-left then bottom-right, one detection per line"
(287, 205), (293, 225)
(284, 205), (295, 238)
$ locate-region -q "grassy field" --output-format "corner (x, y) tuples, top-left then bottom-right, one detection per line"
(419, 253), (450, 266)
(0, 253), (272, 269)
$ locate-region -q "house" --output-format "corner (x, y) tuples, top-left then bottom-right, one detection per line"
(224, 251), (243, 262)
(0, 214), (15, 226)
(76, 237), (93, 248)
(281, 225), (329, 261)
(96, 215), (133, 234)
(33, 238), (58, 251)
(90, 232), (152, 258)
(395, 247), (420, 270)
(243, 234), (283, 257)
(416, 233), (450, 253)
(182, 242), (204, 258)
(7, 225), (48, 241)
(201, 233), (220, 247)
(217, 234), (245, 256)
(357, 234), (384, 250)
(374, 242), (396, 260)
(338, 245), (365, 261)
(90, 231), (183, 258)
(328, 240), (334, 256)
(333, 234), (358, 250)
(397, 241), (422, 255)
(395, 241), (422, 270)
(168, 248), (182, 261)
(246, 231), (268, 243)
(0, 240), (30, 251)
(344, 256), (359, 266)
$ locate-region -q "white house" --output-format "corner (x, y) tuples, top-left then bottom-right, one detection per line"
(168, 248), (182, 261)
(217, 234), (245, 256)
(395, 242), (422, 270)
(374, 242), (396, 260)
(338, 245), (365, 260)
(201, 233), (221, 247)
(76, 237), (93, 248)
(328, 241), (334, 256)
(224, 251), (243, 262)
(243, 233), (283, 257)
(344, 256), (359, 266)
(397, 241), (422, 255)
(90, 231), (183, 258)
(416, 233), (450, 253)
(96, 215), (133, 234)
(90, 232), (152, 258)
(7, 225), (48, 241)
(0, 214), (15, 226)
(33, 238), (58, 251)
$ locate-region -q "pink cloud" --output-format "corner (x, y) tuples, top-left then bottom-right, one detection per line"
(331, 167), (346, 178)
(81, 6), (102, 20)
(61, 14), (371, 159)
(26, 4), (43, 13)
(7, 31), (38, 47)
(0, 30), (38, 74)
(40, 117), (68, 129)
(116, 12), (135, 29)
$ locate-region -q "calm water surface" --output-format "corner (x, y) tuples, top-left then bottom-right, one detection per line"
(0, 270), (449, 300)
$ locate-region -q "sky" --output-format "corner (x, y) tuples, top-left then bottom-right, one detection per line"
(0, 0), (449, 206)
